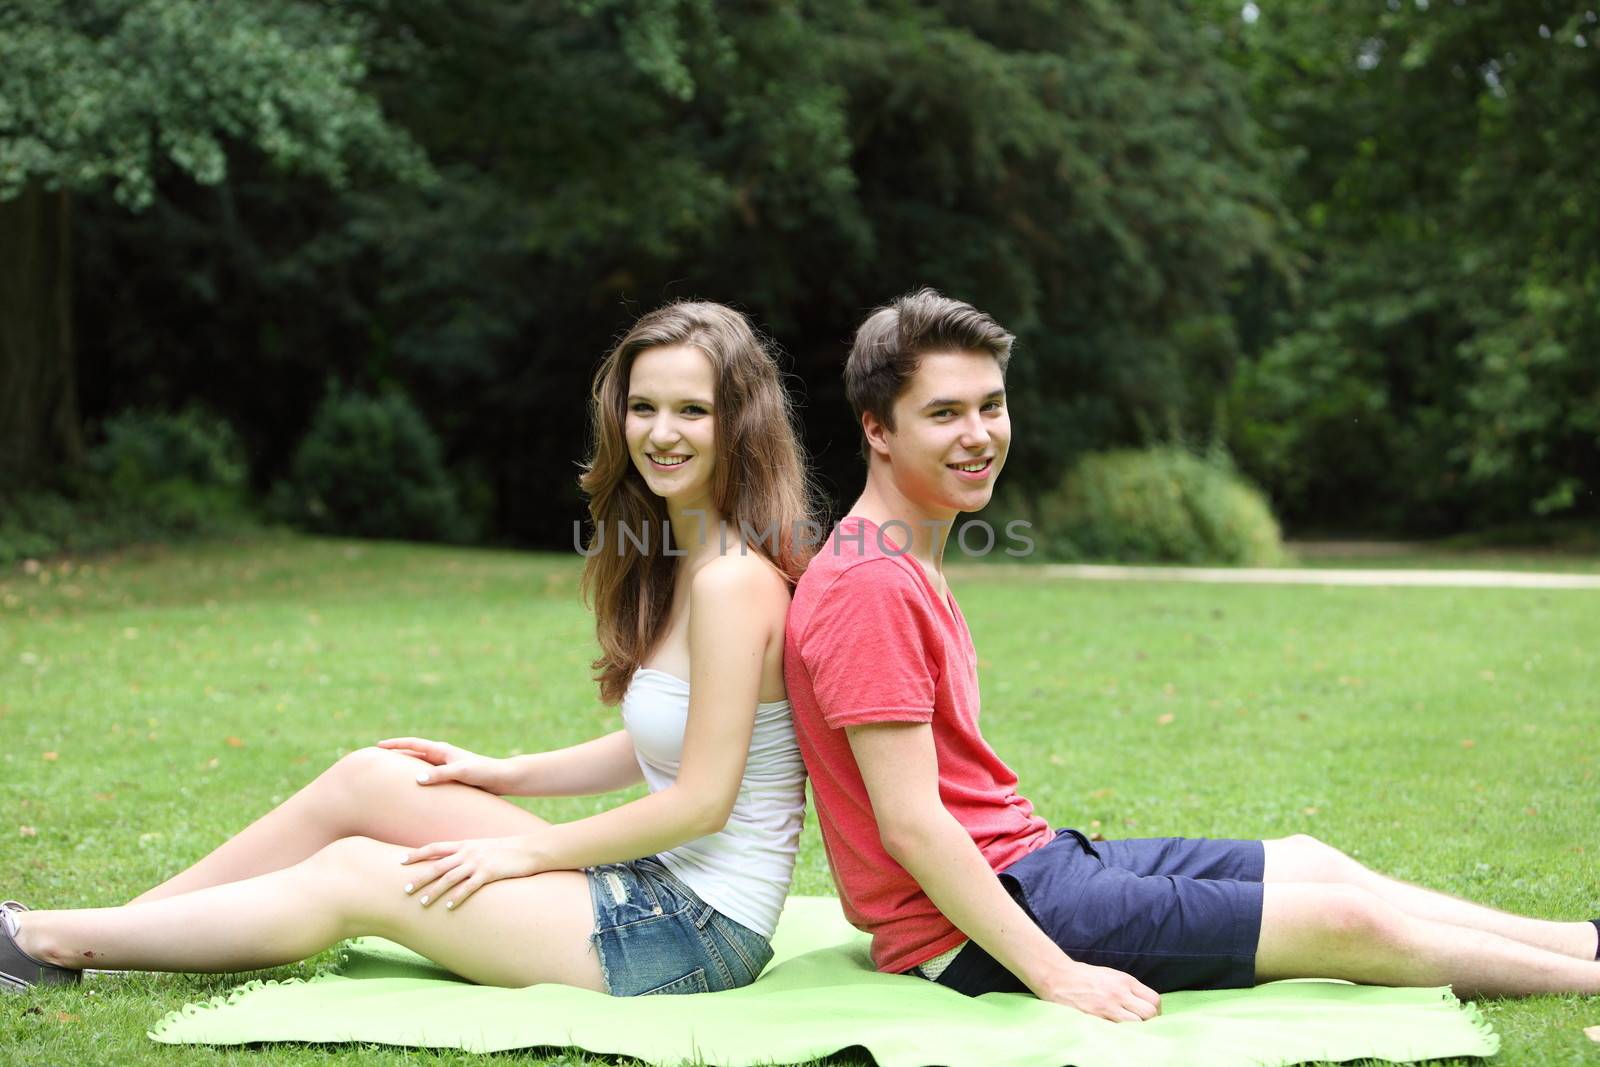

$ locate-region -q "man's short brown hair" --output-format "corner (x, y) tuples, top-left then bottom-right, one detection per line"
(844, 289), (1015, 458)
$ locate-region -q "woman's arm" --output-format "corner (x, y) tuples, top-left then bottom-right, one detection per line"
(377, 729), (644, 797)
(498, 729), (643, 797)
(400, 554), (789, 907)
(524, 554), (784, 865)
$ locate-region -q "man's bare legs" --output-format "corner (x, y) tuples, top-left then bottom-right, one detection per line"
(1263, 834), (1599, 960)
(1256, 882), (1600, 996)
(21, 836), (602, 991)
(131, 748), (549, 904)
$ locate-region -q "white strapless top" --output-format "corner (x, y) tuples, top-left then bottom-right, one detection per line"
(620, 667), (806, 937)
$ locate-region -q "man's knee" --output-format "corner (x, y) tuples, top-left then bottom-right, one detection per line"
(1315, 886), (1406, 949)
(1282, 833), (1361, 881)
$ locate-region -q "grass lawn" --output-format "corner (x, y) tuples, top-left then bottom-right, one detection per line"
(2, 535), (1597, 1065)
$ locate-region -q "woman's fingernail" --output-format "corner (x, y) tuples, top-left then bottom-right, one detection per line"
(403, 883), (414, 894)
(417, 772), (429, 783)
(445, 901), (455, 910)
(420, 895), (430, 905)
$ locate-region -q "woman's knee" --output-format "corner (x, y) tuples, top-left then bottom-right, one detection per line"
(298, 835), (406, 938)
(322, 746), (426, 798)
(306, 834), (400, 878)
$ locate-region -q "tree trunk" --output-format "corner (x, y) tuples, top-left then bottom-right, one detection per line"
(0, 184), (82, 490)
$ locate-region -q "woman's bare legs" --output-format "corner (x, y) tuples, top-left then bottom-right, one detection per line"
(131, 748), (549, 904)
(1263, 834), (1599, 960)
(1256, 882), (1600, 997)
(22, 836), (603, 991)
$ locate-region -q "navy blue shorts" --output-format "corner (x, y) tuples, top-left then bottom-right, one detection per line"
(932, 829), (1265, 996)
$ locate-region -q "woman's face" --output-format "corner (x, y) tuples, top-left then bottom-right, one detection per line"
(624, 344), (718, 509)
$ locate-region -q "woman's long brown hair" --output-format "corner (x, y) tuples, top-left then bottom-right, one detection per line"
(578, 302), (816, 705)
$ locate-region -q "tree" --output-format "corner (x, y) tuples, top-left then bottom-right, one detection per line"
(1222, 0), (1600, 532)
(0, 0), (427, 488)
(52, 0), (1288, 543)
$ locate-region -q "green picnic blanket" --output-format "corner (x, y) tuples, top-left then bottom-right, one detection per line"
(148, 896), (1497, 1066)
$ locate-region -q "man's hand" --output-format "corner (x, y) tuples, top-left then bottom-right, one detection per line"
(377, 736), (509, 794)
(1030, 958), (1161, 1022)
(399, 835), (542, 910)
(845, 722), (1159, 1023)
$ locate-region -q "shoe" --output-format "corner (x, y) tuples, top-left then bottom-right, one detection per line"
(1, 901), (80, 991)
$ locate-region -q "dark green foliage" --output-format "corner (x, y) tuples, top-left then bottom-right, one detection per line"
(1019, 448), (1283, 566)
(1220, 0), (1600, 533)
(63, 0), (1285, 545)
(0, 409), (255, 565)
(0, 0), (431, 207)
(0, 0), (430, 529)
(89, 408), (247, 493)
(16, 0), (1592, 546)
(274, 389), (475, 543)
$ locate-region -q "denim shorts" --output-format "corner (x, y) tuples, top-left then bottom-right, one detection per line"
(926, 829), (1265, 996)
(584, 856), (774, 996)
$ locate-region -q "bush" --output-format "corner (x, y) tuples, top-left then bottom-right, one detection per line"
(273, 389), (474, 542)
(1023, 447), (1284, 566)
(89, 408), (248, 493)
(1, 409), (257, 567)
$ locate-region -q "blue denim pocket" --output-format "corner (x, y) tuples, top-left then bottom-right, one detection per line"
(701, 910), (774, 986)
(586, 857), (773, 997)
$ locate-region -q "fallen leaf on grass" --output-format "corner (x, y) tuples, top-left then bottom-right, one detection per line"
(1302, 807), (1319, 816)
(1460, 739), (1476, 749)
(1584, 1025), (1600, 1042)
(19, 826), (37, 837)
(1156, 713), (1175, 726)
(55, 1011), (79, 1023)
(41, 751), (58, 761)
(225, 736), (245, 748)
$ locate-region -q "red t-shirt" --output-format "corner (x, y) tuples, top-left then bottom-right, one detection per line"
(784, 517), (1052, 973)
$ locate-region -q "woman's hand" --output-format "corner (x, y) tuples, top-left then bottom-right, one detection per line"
(377, 736), (510, 794)
(400, 836), (543, 910)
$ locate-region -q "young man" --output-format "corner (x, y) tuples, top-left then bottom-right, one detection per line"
(783, 288), (1600, 1022)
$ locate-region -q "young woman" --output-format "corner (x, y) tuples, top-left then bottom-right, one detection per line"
(2, 302), (815, 998)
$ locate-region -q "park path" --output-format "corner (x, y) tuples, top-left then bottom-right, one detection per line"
(969, 563), (1600, 590)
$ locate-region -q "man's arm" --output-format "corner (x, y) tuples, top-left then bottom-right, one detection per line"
(846, 722), (1162, 1022)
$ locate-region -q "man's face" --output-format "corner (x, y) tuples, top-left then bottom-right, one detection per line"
(870, 350), (1010, 516)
